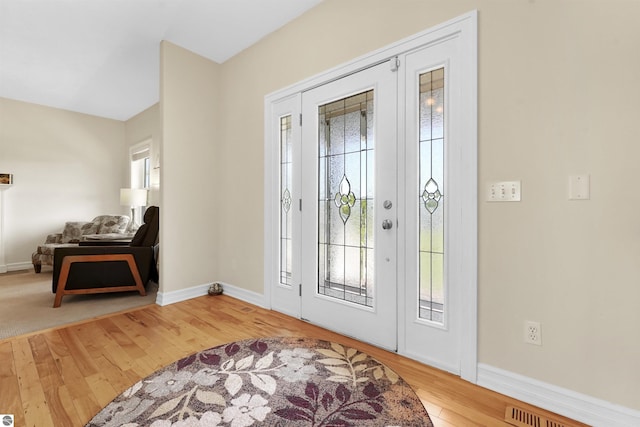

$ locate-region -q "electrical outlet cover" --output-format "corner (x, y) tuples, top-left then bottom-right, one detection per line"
(525, 321), (541, 345)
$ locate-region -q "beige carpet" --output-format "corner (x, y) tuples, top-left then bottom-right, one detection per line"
(0, 269), (158, 340)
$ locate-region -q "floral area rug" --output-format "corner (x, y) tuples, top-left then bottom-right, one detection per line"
(86, 337), (433, 427)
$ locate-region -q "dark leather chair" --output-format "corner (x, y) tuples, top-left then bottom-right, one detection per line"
(52, 206), (159, 307)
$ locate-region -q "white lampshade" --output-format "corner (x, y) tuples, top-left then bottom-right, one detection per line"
(120, 188), (148, 207)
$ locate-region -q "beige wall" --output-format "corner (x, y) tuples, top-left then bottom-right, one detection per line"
(125, 103), (159, 146)
(477, 0), (639, 411)
(199, 0), (639, 411)
(160, 41), (220, 293)
(0, 97), (128, 269)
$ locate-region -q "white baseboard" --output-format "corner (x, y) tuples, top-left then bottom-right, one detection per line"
(1, 261), (34, 272)
(156, 280), (266, 308)
(477, 363), (640, 427)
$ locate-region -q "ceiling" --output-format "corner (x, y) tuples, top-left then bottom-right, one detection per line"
(0, 0), (322, 121)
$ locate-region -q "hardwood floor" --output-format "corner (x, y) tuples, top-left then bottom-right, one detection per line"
(0, 294), (586, 427)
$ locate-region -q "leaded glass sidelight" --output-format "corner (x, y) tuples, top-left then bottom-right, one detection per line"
(318, 90), (374, 307)
(280, 115), (293, 286)
(419, 68), (445, 323)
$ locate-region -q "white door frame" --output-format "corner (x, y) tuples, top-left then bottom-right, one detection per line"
(265, 11), (477, 382)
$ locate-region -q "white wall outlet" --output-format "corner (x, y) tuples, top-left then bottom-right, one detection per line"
(488, 181), (521, 202)
(525, 321), (542, 345)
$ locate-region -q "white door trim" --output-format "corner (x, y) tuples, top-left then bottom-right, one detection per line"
(265, 10), (477, 383)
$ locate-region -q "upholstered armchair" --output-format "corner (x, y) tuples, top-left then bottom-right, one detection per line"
(52, 206), (159, 307)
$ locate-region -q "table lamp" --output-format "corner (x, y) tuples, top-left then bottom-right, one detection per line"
(120, 188), (148, 227)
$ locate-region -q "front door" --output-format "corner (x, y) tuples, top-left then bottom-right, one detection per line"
(300, 62), (398, 351)
(267, 13), (477, 379)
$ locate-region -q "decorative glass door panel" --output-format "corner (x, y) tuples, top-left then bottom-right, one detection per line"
(301, 62), (397, 351)
(318, 91), (374, 307)
(401, 27), (476, 377)
(418, 68), (445, 323)
(280, 115), (293, 286)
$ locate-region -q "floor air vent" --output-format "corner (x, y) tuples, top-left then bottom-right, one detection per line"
(505, 405), (571, 427)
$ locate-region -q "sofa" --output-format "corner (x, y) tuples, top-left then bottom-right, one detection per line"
(32, 215), (133, 273)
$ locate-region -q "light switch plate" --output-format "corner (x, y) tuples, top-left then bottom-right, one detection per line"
(569, 174), (590, 200)
(488, 181), (521, 202)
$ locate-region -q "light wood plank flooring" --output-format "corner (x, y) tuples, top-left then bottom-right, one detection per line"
(0, 294), (586, 426)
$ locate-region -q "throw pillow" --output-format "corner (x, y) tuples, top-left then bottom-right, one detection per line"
(92, 215), (131, 234)
(61, 221), (97, 243)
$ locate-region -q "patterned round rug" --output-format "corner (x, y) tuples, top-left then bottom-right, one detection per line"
(86, 337), (433, 427)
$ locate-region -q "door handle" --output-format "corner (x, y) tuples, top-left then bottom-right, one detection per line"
(382, 219), (393, 230)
